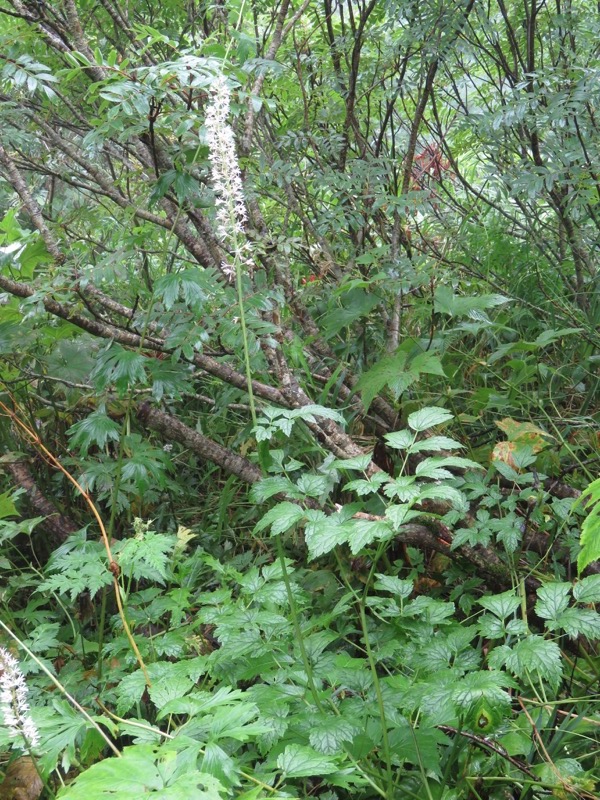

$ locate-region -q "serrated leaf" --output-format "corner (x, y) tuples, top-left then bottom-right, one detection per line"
(415, 456), (483, 478)
(344, 472), (389, 496)
(56, 742), (225, 799)
(347, 518), (391, 553)
(288, 404), (345, 424)
(408, 406), (453, 432)
(68, 411), (121, 455)
(254, 502), (305, 535)
(573, 574), (600, 603)
(545, 608), (600, 639)
(535, 582), (571, 621)
(384, 429), (414, 450)
(374, 574), (413, 599)
(249, 476), (297, 503)
(385, 504), (421, 530)
(410, 351), (446, 377)
(418, 484), (467, 510)
(488, 636), (563, 687)
(383, 476), (420, 502)
(577, 477), (600, 574)
(388, 723), (444, 776)
(355, 351), (408, 411)
(309, 715), (359, 755)
(304, 511), (350, 558)
(331, 454), (372, 470)
(276, 744), (338, 778)
(408, 436), (465, 452)
(479, 590), (521, 619)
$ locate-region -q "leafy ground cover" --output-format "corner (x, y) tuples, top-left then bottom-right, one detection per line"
(0, 1), (599, 798)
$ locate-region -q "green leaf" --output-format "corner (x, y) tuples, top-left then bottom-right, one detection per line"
(249, 476), (298, 502)
(418, 484), (467, 510)
(385, 504), (421, 530)
(535, 582), (571, 621)
(254, 502), (305, 535)
(479, 590), (521, 619)
(384, 430), (414, 450)
(346, 518), (391, 553)
(407, 406), (454, 432)
(545, 608), (600, 639)
(415, 456), (483, 479)
(374, 574), (414, 599)
(57, 743), (225, 799)
(388, 723), (444, 776)
(408, 436), (465, 452)
(355, 351), (408, 412)
(304, 511), (350, 558)
(0, 490), (18, 519)
(409, 351), (446, 377)
(344, 472), (389, 496)
(331, 454), (372, 470)
(68, 411), (121, 455)
(452, 670), (514, 712)
(434, 285), (509, 317)
(309, 715), (359, 754)
(573, 574), (600, 603)
(488, 637), (563, 688)
(276, 744), (338, 778)
(576, 477), (600, 574)
(91, 344), (148, 394)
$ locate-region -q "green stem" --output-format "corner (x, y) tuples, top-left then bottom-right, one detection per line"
(357, 601), (395, 799)
(234, 255), (257, 429)
(275, 536), (322, 710)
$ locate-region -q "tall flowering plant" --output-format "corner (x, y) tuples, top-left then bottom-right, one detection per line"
(0, 646), (40, 750)
(205, 75), (252, 280)
(205, 74), (257, 424)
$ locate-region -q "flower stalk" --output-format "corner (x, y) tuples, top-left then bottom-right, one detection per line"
(0, 645), (40, 750)
(205, 75), (257, 427)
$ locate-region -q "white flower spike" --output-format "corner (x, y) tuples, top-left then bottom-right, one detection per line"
(205, 75), (248, 247)
(0, 646), (40, 749)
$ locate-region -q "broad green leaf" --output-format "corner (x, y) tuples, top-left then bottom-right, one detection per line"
(488, 637), (563, 688)
(388, 723), (444, 776)
(254, 502), (305, 535)
(356, 351), (408, 412)
(249, 476), (298, 502)
(331, 454), (372, 470)
(276, 744), (338, 778)
(409, 351), (446, 377)
(385, 504), (421, 530)
(577, 477), (600, 574)
(479, 590), (521, 619)
(407, 406), (454, 432)
(309, 715), (359, 754)
(374, 574), (414, 599)
(304, 511), (350, 558)
(384, 429), (414, 450)
(535, 582), (571, 621)
(416, 456), (483, 476)
(57, 743), (225, 799)
(0, 490), (18, 519)
(545, 608), (600, 639)
(418, 484), (467, 510)
(68, 411), (121, 455)
(347, 518), (391, 553)
(408, 436), (465, 452)
(573, 574), (600, 603)
(434, 285), (509, 317)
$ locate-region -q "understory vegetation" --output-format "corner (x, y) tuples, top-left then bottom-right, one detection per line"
(0, 1), (599, 798)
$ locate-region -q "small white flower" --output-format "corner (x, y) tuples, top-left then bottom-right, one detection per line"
(0, 646), (40, 749)
(163, 443), (173, 452)
(205, 76), (248, 248)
